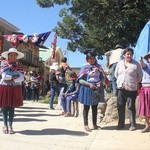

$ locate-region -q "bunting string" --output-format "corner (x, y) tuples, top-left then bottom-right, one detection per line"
(3, 31), (51, 48)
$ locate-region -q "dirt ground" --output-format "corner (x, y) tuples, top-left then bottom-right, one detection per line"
(0, 101), (150, 150)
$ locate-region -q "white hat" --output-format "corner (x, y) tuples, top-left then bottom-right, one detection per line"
(1, 48), (24, 59)
(50, 62), (59, 70)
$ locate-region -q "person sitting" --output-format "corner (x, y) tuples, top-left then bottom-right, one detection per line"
(61, 71), (79, 117)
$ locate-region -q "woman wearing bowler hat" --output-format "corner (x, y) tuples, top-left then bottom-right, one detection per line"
(0, 48), (24, 134)
(77, 50), (105, 132)
(138, 52), (150, 133)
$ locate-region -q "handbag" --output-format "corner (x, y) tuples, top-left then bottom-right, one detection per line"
(93, 88), (101, 103)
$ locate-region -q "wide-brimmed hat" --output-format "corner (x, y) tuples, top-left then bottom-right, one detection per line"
(50, 62), (59, 70)
(144, 52), (150, 60)
(1, 48), (24, 59)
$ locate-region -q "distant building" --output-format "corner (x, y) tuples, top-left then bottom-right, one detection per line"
(0, 17), (44, 73)
(39, 46), (64, 81)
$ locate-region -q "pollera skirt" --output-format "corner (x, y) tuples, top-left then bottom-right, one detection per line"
(138, 87), (150, 116)
(0, 85), (23, 107)
(78, 85), (101, 106)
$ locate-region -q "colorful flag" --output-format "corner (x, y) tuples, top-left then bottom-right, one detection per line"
(4, 34), (24, 47)
(4, 31), (51, 48)
(29, 31), (51, 48)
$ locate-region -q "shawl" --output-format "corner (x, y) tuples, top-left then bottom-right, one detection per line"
(0, 60), (23, 74)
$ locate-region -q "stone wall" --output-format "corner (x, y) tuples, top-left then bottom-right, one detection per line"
(98, 93), (140, 124)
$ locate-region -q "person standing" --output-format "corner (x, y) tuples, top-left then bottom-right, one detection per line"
(115, 47), (143, 131)
(77, 50), (105, 132)
(30, 71), (39, 102)
(0, 48), (24, 134)
(105, 44), (124, 96)
(49, 63), (60, 109)
(138, 52), (150, 133)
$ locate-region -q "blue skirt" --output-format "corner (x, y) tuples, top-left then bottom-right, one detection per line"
(78, 85), (105, 106)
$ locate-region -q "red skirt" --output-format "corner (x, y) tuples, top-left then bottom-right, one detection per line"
(138, 87), (150, 117)
(0, 85), (23, 107)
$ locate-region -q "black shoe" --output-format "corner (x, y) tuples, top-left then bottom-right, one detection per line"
(115, 125), (124, 130)
(49, 107), (55, 110)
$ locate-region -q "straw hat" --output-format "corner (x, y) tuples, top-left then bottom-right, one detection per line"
(144, 52), (150, 60)
(1, 48), (24, 59)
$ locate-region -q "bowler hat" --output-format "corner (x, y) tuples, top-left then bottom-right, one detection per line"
(144, 51), (150, 60)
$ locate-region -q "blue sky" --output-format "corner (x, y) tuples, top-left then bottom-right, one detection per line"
(0, 0), (105, 68)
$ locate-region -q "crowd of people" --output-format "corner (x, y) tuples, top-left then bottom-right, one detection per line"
(23, 70), (43, 102)
(0, 46), (150, 135)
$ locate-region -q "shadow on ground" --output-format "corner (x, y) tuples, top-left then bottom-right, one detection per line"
(17, 128), (89, 136)
(101, 123), (145, 130)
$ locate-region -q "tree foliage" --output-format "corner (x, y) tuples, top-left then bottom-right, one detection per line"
(36, 0), (150, 56)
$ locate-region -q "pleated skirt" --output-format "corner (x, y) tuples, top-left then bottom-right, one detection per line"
(78, 85), (100, 106)
(0, 85), (23, 107)
(138, 87), (150, 116)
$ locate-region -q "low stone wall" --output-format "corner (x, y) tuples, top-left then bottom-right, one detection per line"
(98, 93), (140, 124)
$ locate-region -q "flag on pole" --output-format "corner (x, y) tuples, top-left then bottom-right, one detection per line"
(51, 32), (57, 60)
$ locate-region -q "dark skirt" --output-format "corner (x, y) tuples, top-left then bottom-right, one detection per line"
(0, 85), (23, 107)
(138, 87), (150, 117)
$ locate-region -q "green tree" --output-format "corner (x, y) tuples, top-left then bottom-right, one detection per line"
(36, 0), (150, 56)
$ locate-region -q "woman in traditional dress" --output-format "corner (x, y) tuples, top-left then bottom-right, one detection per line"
(138, 52), (150, 133)
(77, 50), (105, 132)
(0, 48), (24, 134)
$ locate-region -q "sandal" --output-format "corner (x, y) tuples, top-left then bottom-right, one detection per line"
(59, 112), (66, 116)
(9, 128), (15, 134)
(84, 125), (92, 132)
(64, 113), (73, 117)
(3, 126), (8, 134)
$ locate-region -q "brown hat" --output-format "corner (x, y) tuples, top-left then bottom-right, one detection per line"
(144, 52), (150, 60)
(69, 71), (77, 80)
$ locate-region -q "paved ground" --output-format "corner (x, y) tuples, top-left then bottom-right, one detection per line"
(0, 101), (150, 150)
